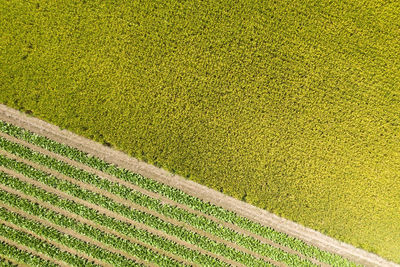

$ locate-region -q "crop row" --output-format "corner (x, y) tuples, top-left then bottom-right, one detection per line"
(0, 167), (254, 266)
(0, 257), (18, 267)
(0, 134), (312, 266)
(0, 171), (225, 267)
(0, 255), (18, 267)
(0, 207), (143, 266)
(0, 190), (181, 266)
(0, 153), (268, 266)
(0, 221), (101, 267)
(0, 120), (356, 266)
(0, 240), (57, 267)
(0, 185), (183, 267)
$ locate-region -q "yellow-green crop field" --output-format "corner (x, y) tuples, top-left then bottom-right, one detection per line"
(1, 0), (399, 263)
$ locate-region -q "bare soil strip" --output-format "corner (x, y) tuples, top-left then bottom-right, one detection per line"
(0, 209), (109, 267)
(0, 202), (151, 267)
(0, 132), (320, 266)
(0, 181), (191, 267)
(0, 255), (24, 267)
(0, 233), (67, 267)
(0, 148), (280, 265)
(0, 218), (111, 267)
(0, 167), (239, 267)
(0, 104), (398, 267)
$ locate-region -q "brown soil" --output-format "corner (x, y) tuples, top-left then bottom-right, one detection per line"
(0, 167), (237, 266)
(0, 216), (111, 267)
(0, 131), (319, 266)
(0, 234), (69, 267)
(0, 104), (398, 267)
(0, 144), (281, 266)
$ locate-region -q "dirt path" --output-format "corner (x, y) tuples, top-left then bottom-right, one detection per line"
(0, 104), (398, 267)
(0, 139), (284, 266)
(0, 131), (320, 266)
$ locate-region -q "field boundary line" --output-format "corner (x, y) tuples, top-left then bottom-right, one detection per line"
(0, 131), (323, 267)
(0, 104), (398, 267)
(0, 136), (286, 266)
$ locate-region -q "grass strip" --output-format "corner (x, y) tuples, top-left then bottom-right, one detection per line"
(0, 222), (100, 267)
(0, 134), (312, 266)
(0, 120), (358, 266)
(0, 240), (56, 267)
(0, 170), (231, 267)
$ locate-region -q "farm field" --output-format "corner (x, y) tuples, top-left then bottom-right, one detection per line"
(0, 110), (367, 266)
(1, 0), (400, 264)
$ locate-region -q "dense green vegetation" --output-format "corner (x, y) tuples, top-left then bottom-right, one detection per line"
(1, 0), (399, 263)
(0, 240), (57, 267)
(0, 121), (354, 266)
(0, 122), (359, 266)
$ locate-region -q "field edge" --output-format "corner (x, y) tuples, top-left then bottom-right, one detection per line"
(0, 103), (398, 267)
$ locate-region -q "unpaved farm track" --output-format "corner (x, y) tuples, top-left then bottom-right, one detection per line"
(0, 104), (398, 267)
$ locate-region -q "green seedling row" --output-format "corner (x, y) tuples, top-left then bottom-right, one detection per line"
(0, 171), (225, 267)
(0, 153), (267, 266)
(0, 240), (57, 267)
(0, 222), (100, 267)
(0, 189), (184, 267)
(0, 135), (313, 266)
(0, 256), (18, 267)
(0, 171), (247, 265)
(0, 208), (139, 266)
(0, 193), (181, 267)
(0, 121), (357, 266)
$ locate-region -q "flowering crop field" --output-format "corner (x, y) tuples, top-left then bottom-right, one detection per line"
(1, 0), (400, 264)
(0, 120), (359, 266)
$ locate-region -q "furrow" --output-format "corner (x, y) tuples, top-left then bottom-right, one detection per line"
(0, 219), (106, 267)
(0, 255), (22, 267)
(0, 204), (139, 267)
(0, 224), (88, 267)
(0, 131), (321, 266)
(0, 237), (59, 267)
(0, 133), (310, 267)
(3, 150), (278, 265)
(0, 150), (274, 266)
(0, 198), (141, 266)
(0, 168), (237, 267)
(0, 187), (190, 266)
